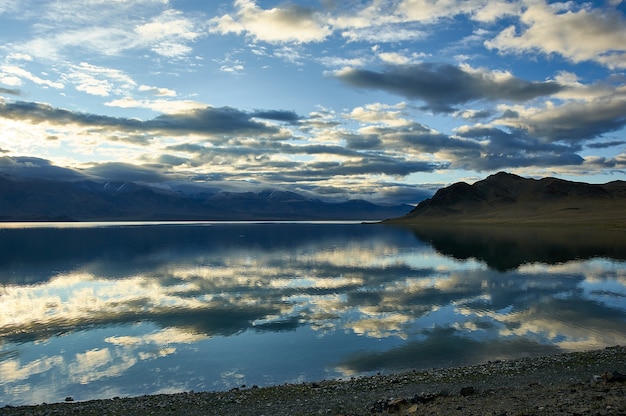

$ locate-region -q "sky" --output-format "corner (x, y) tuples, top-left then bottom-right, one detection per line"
(1, 0), (626, 205)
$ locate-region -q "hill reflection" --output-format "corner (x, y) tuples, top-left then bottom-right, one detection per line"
(405, 225), (626, 271)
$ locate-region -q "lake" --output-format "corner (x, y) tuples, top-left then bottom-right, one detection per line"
(1, 221), (625, 406)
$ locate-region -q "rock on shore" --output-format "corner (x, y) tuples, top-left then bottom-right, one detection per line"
(1, 346), (625, 415)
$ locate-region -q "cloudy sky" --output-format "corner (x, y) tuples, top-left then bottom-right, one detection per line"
(1, 0), (625, 204)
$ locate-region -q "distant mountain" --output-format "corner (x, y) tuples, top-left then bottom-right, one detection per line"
(0, 174), (411, 221)
(387, 172), (626, 226)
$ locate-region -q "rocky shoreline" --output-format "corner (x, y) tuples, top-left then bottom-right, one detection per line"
(2, 346), (625, 415)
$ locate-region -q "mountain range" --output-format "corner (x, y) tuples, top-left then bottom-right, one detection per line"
(388, 171), (626, 226)
(0, 174), (411, 221)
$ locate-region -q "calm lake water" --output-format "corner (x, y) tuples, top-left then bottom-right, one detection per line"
(1, 222), (625, 406)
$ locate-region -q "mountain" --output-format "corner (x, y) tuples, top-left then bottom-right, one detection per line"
(0, 174), (411, 221)
(387, 171), (626, 226)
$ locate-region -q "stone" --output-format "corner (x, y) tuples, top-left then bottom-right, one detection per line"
(460, 386), (476, 396)
(602, 371), (626, 383)
(387, 397), (408, 413)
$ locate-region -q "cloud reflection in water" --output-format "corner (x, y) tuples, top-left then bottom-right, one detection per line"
(0, 223), (625, 405)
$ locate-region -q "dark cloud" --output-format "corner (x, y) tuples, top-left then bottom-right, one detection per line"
(251, 109), (300, 122)
(156, 154), (190, 166)
(501, 109), (520, 119)
(342, 122), (480, 154)
(342, 122), (586, 172)
(397, 131), (480, 152)
(586, 140), (626, 149)
(0, 100), (287, 137)
(0, 156), (182, 184)
(344, 134), (383, 150)
(0, 100), (143, 128)
(510, 99), (626, 143)
(456, 125), (574, 153)
(170, 140), (365, 161)
(271, 157), (443, 179)
(0, 87), (21, 96)
(333, 63), (564, 112)
(0, 156), (84, 181)
(454, 126), (584, 170)
(147, 107), (283, 135)
(470, 151), (584, 171)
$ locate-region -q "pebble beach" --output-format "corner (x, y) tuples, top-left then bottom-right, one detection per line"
(1, 346), (625, 415)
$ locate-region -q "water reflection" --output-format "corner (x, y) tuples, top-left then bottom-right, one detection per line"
(0, 222), (625, 405)
(408, 225), (626, 271)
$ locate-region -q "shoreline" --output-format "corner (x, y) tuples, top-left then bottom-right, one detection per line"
(2, 346), (625, 415)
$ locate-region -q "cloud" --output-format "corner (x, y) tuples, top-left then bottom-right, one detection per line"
(134, 9), (204, 58)
(6, 1), (204, 60)
(0, 65), (64, 89)
(485, 1), (626, 69)
(0, 87), (20, 95)
(586, 140), (626, 149)
(104, 96), (208, 114)
(83, 162), (171, 183)
(396, 0), (520, 23)
(396, 0), (483, 22)
(138, 85), (177, 97)
(209, 0), (520, 47)
(0, 156), (84, 180)
(340, 115), (586, 172)
(377, 51), (428, 65)
(495, 96), (626, 143)
(341, 25), (427, 43)
(209, 0), (332, 43)
(346, 102), (416, 128)
(0, 99), (284, 137)
(317, 56), (369, 68)
(332, 63), (564, 112)
(65, 62), (137, 97)
(250, 109), (300, 122)
(455, 109), (494, 120)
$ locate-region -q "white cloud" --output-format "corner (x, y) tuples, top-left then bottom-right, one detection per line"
(105, 97), (207, 114)
(341, 26), (426, 43)
(0, 74), (21, 86)
(486, 0), (626, 69)
(0, 355), (64, 384)
(8, 2), (203, 60)
(347, 313), (411, 339)
(0, 65), (64, 89)
(471, 0), (521, 22)
(65, 62), (136, 97)
(105, 328), (207, 347)
(378, 51), (426, 65)
(6, 52), (32, 61)
(139, 85), (177, 97)
(0, 0), (20, 14)
(347, 102), (412, 127)
(317, 56), (368, 68)
(134, 9), (204, 58)
(209, 0), (332, 43)
(396, 0), (483, 22)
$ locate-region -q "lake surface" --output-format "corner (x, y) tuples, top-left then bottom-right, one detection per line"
(1, 222), (625, 406)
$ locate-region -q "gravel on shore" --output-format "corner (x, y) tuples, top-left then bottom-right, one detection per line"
(1, 346), (625, 415)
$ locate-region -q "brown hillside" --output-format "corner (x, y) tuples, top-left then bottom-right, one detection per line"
(388, 172), (626, 226)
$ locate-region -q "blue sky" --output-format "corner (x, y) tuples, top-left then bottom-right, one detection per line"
(1, 0), (625, 204)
